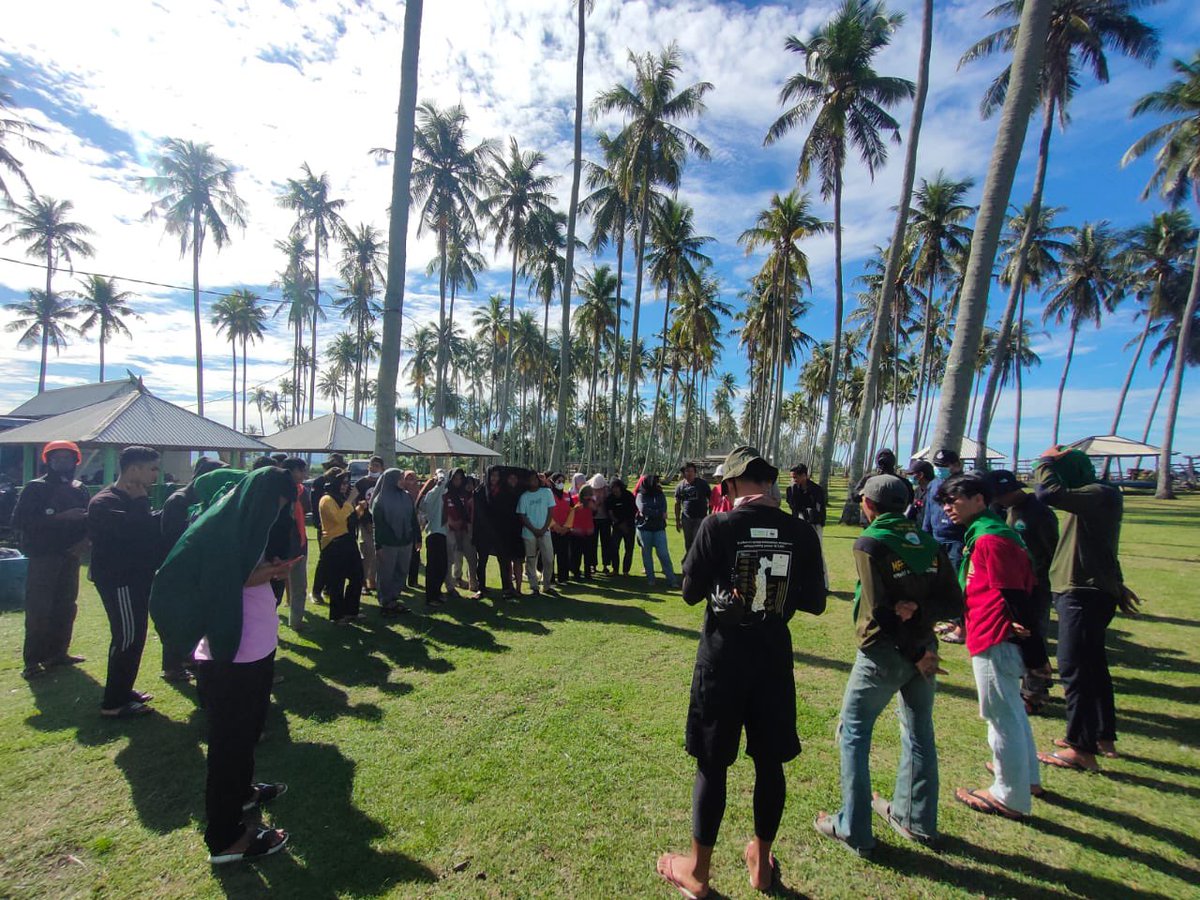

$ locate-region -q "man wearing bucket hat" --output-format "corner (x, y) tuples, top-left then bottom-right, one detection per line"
(656, 447), (826, 899)
(12, 440), (92, 679)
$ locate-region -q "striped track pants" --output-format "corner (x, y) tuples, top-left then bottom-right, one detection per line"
(98, 582), (151, 710)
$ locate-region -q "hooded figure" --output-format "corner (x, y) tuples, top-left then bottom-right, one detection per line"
(151, 467), (296, 664)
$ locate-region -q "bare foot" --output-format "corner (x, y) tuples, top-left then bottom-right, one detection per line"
(744, 840), (774, 891)
(1097, 740), (1119, 758)
(656, 852), (708, 899)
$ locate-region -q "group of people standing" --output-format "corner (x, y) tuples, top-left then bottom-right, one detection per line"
(656, 444), (1135, 898)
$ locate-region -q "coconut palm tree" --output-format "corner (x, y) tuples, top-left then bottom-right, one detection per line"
(765, 0), (913, 483)
(1042, 223), (1122, 443)
(249, 385), (271, 435)
(337, 222), (386, 420)
(4, 288), (77, 391)
(593, 43), (712, 476)
(2, 193), (95, 393)
(413, 103), (493, 427)
(962, 0), (1160, 468)
(211, 289), (267, 430)
(277, 163), (348, 421)
(271, 234), (316, 423)
(0, 78), (49, 203)
(318, 366), (345, 416)
(575, 264), (622, 471)
(472, 294), (509, 436)
(374, 0), (423, 460)
(74, 275), (137, 382)
(211, 294), (243, 430)
(142, 139), (246, 415)
(1123, 51), (1200, 498)
(404, 325), (438, 431)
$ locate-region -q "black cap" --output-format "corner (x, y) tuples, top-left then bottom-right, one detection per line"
(933, 448), (960, 467)
(908, 460), (935, 480)
(988, 469), (1024, 495)
(721, 446), (779, 483)
(875, 448), (897, 468)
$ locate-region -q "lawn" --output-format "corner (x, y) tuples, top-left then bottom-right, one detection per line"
(1, 485), (1198, 899)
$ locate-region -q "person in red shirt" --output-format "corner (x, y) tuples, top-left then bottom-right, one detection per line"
(567, 485), (597, 580)
(936, 473), (1042, 820)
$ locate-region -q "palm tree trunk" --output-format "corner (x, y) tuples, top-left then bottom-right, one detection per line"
(642, 279), (675, 475)
(1155, 243), (1198, 498)
(434, 233), (449, 426)
(1013, 310), (1024, 470)
(1111, 311), (1153, 434)
(968, 364), (983, 434)
(621, 181), (651, 477)
(910, 284), (936, 457)
(818, 172), (845, 486)
(770, 253), (792, 459)
(310, 235), (320, 421)
(230, 344), (238, 431)
(498, 245), (520, 441)
(1051, 323), (1078, 445)
(191, 209), (205, 414)
(241, 337), (248, 430)
(608, 229), (626, 473)
(98, 335), (105, 383)
(1140, 344), (1174, 472)
(974, 96), (1056, 468)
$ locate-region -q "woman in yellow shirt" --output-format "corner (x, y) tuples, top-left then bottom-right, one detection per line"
(317, 471), (365, 624)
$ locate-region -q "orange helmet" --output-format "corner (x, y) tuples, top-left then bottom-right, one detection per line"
(41, 440), (82, 463)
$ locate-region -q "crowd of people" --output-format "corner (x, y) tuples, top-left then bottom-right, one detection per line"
(10, 437), (1137, 886)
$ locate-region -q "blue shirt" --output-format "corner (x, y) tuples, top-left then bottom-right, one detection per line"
(516, 487), (556, 540)
(921, 477), (965, 545)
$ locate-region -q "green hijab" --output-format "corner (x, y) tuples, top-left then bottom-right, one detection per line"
(959, 509), (1028, 590)
(188, 467), (248, 519)
(151, 466), (295, 663)
(852, 512), (940, 622)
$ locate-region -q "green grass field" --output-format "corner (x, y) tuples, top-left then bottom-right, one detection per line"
(2, 486), (1198, 899)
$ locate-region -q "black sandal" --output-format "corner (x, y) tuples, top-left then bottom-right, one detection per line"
(208, 827), (289, 864)
(243, 782), (287, 811)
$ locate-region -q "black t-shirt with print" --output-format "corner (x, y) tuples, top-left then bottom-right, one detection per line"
(683, 503), (826, 638)
(675, 478), (712, 519)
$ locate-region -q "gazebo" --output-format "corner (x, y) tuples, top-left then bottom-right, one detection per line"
(1065, 434), (1162, 483)
(402, 426), (501, 460)
(263, 413), (416, 457)
(911, 437), (1005, 468)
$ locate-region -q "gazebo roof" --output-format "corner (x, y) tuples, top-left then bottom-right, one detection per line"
(8, 376), (141, 418)
(264, 413), (416, 455)
(1065, 434), (1161, 457)
(402, 426), (500, 458)
(912, 437), (1005, 463)
(0, 388), (269, 451)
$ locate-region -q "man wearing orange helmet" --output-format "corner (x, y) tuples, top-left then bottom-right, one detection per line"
(12, 440), (91, 679)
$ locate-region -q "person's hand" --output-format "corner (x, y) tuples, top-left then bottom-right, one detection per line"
(1010, 621), (1031, 639)
(674, 521), (681, 532)
(56, 507), (86, 521)
(246, 557), (296, 586)
(895, 600), (919, 622)
(916, 650), (945, 679)
(1118, 585), (1142, 616)
(356, 500), (368, 513)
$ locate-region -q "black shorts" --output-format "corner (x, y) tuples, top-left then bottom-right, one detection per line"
(684, 625), (800, 767)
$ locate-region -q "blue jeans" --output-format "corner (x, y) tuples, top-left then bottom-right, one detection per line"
(638, 528), (676, 584)
(833, 644), (939, 850)
(972, 641), (1039, 815)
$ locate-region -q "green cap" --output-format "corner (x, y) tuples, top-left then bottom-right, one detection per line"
(721, 446), (778, 483)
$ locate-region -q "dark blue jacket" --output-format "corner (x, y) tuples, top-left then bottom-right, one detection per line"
(921, 477), (965, 546)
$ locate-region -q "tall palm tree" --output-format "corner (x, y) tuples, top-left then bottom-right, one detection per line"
(277, 163), (348, 421)
(271, 234), (315, 423)
(337, 222), (387, 420)
(404, 325), (438, 431)
(318, 366), (346, 416)
(962, 0), (1160, 467)
(2, 193), (95, 393)
(142, 139), (246, 415)
(1111, 210), (1194, 434)
(74, 275), (138, 382)
(249, 385), (271, 435)
(0, 78), (49, 203)
(210, 294), (242, 430)
(1042, 223), (1121, 443)
(413, 103), (493, 427)
(375, 0), (423, 461)
(738, 189), (830, 458)
(479, 135), (554, 438)
(1124, 52), (1200, 498)
(671, 266), (729, 461)
(593, 43), (712, 476)
(472, 294), (510, 437)
(4, 289), (77, 391)
(926, 0), (1053, 460)
(427, 227), (485, 424)
(575, 264), (622, 471)
(765, 0), (913, 482)
(905, 172), (975, 455)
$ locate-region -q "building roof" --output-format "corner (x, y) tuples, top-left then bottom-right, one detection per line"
(912, 437), (1006, 463)
(0, 389), (269, 451)
(402, 426), (500, 458)
(263, 413), (416, 455)
(1065, 434), (1161, 458)
(8, 376), (141, 418)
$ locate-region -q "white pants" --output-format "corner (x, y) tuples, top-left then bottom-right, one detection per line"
(523, 532), (554, 592)
(972, 640), (1040, 814)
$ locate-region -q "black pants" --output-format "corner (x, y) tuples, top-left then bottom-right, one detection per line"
(477, 551), (514, 593)
(23, 553), (80, 668)
(612, 523), (635, 574)
(550, 532), (571, 582)
(692, 756), (786, 847)
(408, 543), (421, 587)
(196, 652), (275, 853)
(570, 533), (596, 578)
(682, 516), (704, 556)
(98, 581), (151, 710)
(425, 533), (448, 602)
(1055, 589), (1118, 752)
(596, 519), (614, 570)
(321, 536), (363, 620)
(312, 550), (328, 599)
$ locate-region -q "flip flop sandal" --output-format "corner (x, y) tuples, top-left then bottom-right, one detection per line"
(985, 762), (1046, 797)
(130, 690), (154, 704)
(813, 813), (873, 858)
(208, 827), (289, 865)
(1038, 750), (1099, 773)
(955, 788), (1024, 820)
(101, 701), (153, 718)
(939, 631), (965, 644)
(656, 853), (709, 899)
(243, 782), (288, 812)
(1054, 738), (1118, 759)
(871, 794), (932, 844)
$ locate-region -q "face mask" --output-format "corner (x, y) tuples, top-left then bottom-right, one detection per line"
(49, 457), (77, 477)
(935, 466), (950, 479)
(554, 482), (564, 491)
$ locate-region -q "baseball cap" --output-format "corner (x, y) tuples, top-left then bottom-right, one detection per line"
(932, 448), (960, 467)
(861, 474), (910, 513)
(988, 469), (1024, 495)
(721, 446), (778, 483)
(875, 448), (897, 468)
(907, 460), (935, 480)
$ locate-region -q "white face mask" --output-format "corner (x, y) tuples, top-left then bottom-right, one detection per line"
(554, 482), (564, 491)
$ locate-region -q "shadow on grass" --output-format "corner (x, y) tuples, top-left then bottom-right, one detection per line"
(1042, 790), (1200, 859)
(1130, 612), (1200, 628)
(1028, 814), (1200, 887)
(1111, 674), (1200, 706)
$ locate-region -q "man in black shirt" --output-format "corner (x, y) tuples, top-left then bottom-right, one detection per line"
(656, 447), (826, 899)
(12, 440), (91, 679)
(851, 449), (914, 526)
(673, 462), (711, 556)
(88, 445), (164, 717)
(786, 464), (828, 589)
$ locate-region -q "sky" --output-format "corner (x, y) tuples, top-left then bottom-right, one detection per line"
(1, 0), (1198, 463)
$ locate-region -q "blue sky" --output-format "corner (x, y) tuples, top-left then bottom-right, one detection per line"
(1, 0), (1197, 462)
